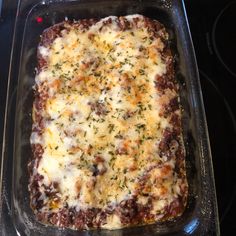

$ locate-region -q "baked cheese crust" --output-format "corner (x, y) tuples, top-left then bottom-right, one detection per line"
(29, 14), (188, 230)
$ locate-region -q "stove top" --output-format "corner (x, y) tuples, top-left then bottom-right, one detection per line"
(0, 0), (236, 235)
(185, 0), (236, 234)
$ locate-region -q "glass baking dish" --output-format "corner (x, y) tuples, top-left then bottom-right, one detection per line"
(0, 0), (220, 235)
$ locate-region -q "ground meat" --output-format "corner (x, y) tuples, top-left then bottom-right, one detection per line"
(73, 208), (99, 229)
(88, 101), (108, 116)
(49, 208), (71, 227)
(163, 96), (179, 117)
(40, 22), (67, 47)
(155, 75), (176, 92)
(29, 173), (44, 210)
(158, 128), (181, 160)
(164, 197), (185, 219)
(91, 163), (107, 176)
(28, 144), (44, 174)
(118, 16), (131, 30)
(170, 113), (181, 127)
(116, 199), (138, 224)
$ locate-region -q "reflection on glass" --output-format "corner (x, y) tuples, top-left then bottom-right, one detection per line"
(184, 218), (199, 234)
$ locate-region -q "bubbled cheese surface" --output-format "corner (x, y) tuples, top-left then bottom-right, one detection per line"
(31, 15), (182, 229)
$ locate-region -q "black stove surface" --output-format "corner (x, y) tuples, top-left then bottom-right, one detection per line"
(0, 0), (236, 235)
(185, 0), (236, 235)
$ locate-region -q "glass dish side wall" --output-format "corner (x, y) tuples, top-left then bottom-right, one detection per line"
(0, 0), (219, 235)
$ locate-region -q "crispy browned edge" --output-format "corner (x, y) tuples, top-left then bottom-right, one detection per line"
(28, 16), (188, 229)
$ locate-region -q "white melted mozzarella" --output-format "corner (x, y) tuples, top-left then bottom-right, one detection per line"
(31, 15), (185, 229)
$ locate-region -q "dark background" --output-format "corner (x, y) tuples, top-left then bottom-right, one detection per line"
(185, 1), (236, 235)
(0, 0), (236, 235)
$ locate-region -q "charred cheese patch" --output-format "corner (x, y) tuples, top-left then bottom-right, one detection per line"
(30, 15), (188, 230)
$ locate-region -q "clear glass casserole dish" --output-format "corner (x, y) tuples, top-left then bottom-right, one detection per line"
(0, 0), (220, 235)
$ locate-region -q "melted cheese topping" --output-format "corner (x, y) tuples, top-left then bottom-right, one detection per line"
(31, 15), (185, 229)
